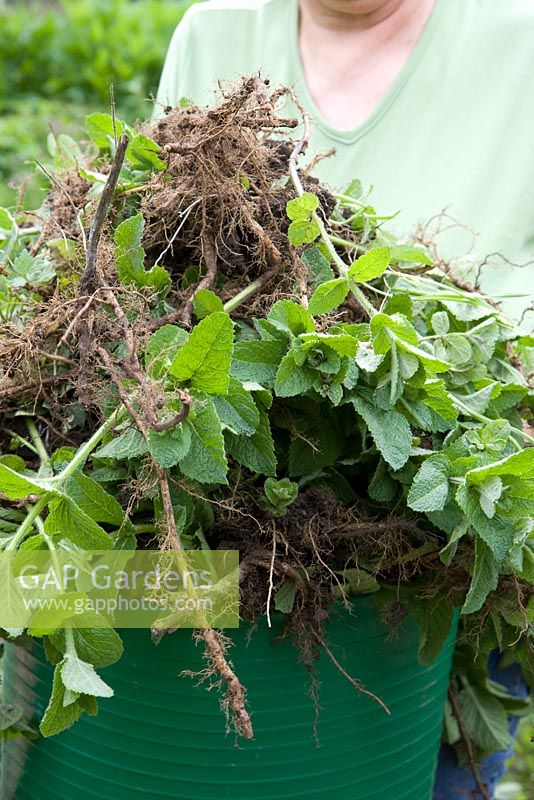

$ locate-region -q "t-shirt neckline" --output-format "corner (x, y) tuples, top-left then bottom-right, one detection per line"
(288, 0), (445, 145)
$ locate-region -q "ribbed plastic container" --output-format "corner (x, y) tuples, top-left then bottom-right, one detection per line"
(2, 597), (457, 800)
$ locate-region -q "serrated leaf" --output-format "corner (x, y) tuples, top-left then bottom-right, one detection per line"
(0, 464), (50, 500)
(431, 311), (450, 335)
(274, 351), (315, 397)
(407, 456), (450, 512)
(212, 377), (260, 436)
(85, 113), (125, 150)
(231, 339), (288, 386)
(466, 448), (534, 485)
(286, 192), (319, 221)
(352, 394), (412, 470)
(308, 278), (349, 315)
(93, 428), (147, 460)
(228, 406), (276, 476)
(62, 472), (124, 525)
(170, 313), (234, 395)
(147, 424), (192, 468)
(61, 655), (113, 698)
(349, 247), (390, 283)
(192, 289), (224, 318)
(44, 497), (113, 550)
(126, 133), (164, 171)
(435, 334), (472, 366)
(268, 300), (315, 336)
(179, 401), (228, 484)
(462, 538), (499, 614)
(302, 246), (335, 286)
(51, 623), (123, 668)
(390, 244), (432, 266)
(371, 312), (418, 355)
(457, 683), (512, 752)
(423, 379), (458, 421)
(115, 213), (170, 293)
(145, 325), (188, 378)
(287, 219), (320, 246)
(478, 476), (503, 519)
(274, 580), (297, 613)
(456, 485), (513, 563)
(40, 665), (83, 737)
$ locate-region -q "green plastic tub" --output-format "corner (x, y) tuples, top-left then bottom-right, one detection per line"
(2, 597), (457, 800)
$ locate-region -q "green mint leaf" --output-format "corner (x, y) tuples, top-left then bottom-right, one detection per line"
(407, 456), (450, 512)
(228, 406), (276, 476)
(62, 471), (124, 526)
(405, 596), (454, 664)
(40, 665), (84, 737)
(179, 401), (228, 484)
(286, 192), (319, 221)
(212, 377), (260, 436)
(308, 278), (349, 315)
(274, 580), (297, 613)
(275, 350), (315, 397)
(349, 247), (390, 283)
(462, 538), (500, 615)
(457, 683), (512, 752)
(61, 655), (113, 699)
(170, 312), (234, 395)
(85, 113), (125, 150)
(466, 448), (534, 485)
(268, 300), (315, 337)
(371, 312), (418, 355)
(352, 395), (412, 470)
(51, 624), (123, 668)
(126, 133), (165, 171)
(423, 379), (458, 421)
(44, 497), (113, 550)
(390, 244), (432, 266)
(115, 213), (170, 293)
(93, 427), (147, 460)
(147, 424), (192, 469)
(264, 477), (298, 509)
(287, 219), (320, 246)
(145, 325), (188, 379)
(300, 332), (357, 358)
(435, 334), (472, 366)
(192, 289), (224, 319)
(0, 464), (50, 500)
(302, 246), (335, 286)
(456, 486), (513, 563)
(231, 339), (287, 386)
(478, 477), (503, 519)
(431, 311), (450, 335)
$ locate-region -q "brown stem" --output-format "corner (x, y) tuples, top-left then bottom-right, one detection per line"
(80, 134), (128, 295)
(448, 684), (490, 800)
(180, 238), (218, 328)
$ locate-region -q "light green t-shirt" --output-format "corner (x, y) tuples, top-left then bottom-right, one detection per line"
(156, 0), (534, 328)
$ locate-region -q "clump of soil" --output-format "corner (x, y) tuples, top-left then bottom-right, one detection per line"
(1, 77), (337, 416)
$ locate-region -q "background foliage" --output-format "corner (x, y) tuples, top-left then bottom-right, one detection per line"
(0, 0), (197, 206)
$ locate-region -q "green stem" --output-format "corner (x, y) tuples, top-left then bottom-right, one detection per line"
(223, 280), (265, 313)
(5, 495), (52, 552)
(329, 235), (361, 250)
(55, 407), (122, 485)
(26, 418), (52, 474)
(133, 523), (156, 534)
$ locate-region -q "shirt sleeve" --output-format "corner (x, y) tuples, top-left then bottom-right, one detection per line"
(153, 10), (196, 118)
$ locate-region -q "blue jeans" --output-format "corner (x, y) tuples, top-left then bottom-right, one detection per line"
(433, 652), (529, 799)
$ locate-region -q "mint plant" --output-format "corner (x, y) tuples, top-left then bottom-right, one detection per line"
(0, 78), (532, 766)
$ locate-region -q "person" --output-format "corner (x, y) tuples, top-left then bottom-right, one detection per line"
(154, 1), (533, 796)
(155, 0), (534, 330)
